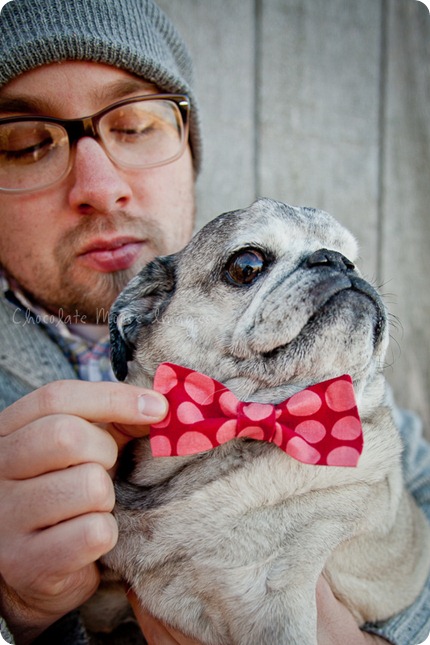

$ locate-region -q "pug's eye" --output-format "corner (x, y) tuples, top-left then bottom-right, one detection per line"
(225, 249), (268, 286)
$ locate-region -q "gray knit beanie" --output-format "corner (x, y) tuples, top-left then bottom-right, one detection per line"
(0, 0), (202, 171)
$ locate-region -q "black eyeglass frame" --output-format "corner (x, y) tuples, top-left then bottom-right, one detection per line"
(0, 93), (190, 193)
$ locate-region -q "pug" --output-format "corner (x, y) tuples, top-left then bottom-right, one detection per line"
(100, 198), (430, 645)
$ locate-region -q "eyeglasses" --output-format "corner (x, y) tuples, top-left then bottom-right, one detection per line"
(0, 94), (190, 193)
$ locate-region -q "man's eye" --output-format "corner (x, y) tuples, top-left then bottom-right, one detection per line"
(108, 114), (165, 142)
(1, 136), (54, 163)
(224, 249), (268, 286)
(110, 125), (154, 138)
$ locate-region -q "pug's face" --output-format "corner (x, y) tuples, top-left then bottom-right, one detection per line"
(110, 199), (387, 409)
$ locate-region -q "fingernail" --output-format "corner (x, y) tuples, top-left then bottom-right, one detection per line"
(138, 393), (167, 419)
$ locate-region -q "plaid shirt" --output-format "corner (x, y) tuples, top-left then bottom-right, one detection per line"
(1, 271), (116, 382)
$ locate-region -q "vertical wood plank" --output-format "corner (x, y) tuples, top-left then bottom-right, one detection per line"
(380, 0), (430, 434)
(257, 0), (382, 276)
(157, 0), (256, 227)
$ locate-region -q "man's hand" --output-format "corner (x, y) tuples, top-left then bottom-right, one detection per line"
(0, 380), (167, 644)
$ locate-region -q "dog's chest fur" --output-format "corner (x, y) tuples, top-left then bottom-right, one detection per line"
(91, 199), (430, 645)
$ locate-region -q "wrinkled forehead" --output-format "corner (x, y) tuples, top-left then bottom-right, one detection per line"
(183, 200), (359, 269)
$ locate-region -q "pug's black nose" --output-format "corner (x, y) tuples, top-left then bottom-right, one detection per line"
(306, 248), (355, 272)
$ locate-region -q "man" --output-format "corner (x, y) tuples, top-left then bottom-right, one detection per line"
(0, 1), (428, 644)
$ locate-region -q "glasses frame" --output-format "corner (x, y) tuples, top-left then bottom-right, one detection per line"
(0, 93), (190, 194)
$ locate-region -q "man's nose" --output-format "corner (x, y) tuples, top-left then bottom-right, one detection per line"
(68, 137), (133, 215)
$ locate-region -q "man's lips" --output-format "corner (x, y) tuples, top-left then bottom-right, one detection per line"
(78, 237), (145, 272)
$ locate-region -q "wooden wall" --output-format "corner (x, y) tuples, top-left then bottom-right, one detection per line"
(158, 0), (430, 437)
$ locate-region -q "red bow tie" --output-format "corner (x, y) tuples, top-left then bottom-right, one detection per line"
(150, 363), (363, 467)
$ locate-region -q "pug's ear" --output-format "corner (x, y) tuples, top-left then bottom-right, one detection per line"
(109, 255), (177, 381)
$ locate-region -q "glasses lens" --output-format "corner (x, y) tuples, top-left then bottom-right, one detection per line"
(99, 99), (187, 168)
(0, 121), (69, 192)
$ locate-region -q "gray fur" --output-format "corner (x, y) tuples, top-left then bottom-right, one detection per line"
(99, 198), (430, 644)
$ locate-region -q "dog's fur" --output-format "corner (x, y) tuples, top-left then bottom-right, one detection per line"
(99, 199), (430, 644)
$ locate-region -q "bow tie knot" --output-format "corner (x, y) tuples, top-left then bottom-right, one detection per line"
(217, 400), (279, 444)
(150, 363), (363, 467)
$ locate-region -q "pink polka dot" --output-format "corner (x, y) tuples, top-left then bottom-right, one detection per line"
(273, 422), (284, 446)
(184, 371), (215, 405)
(238, 425), (265, 440)
(285, 436), (321, 464)
(286, 389), (322, 416)
(331, 416), (362, 440)
(151, 411), (172, 429)
(150, 435), (172, 457)
(219, 390), (239, 416)
(216, 420), (237, 444)
(242, 402), (273, 422)
(177, 431), (214, 455)
(154, 364), (178, 394)
(295, 420), (327, 444)
(326, 446), (361, 467)
(177, 401), (205, 424)
(325, 379), (355, 412)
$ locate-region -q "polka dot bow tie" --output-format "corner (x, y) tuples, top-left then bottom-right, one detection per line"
(150, 363), (364, 467)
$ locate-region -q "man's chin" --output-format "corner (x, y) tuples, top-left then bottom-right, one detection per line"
(49, 268), (139, 324)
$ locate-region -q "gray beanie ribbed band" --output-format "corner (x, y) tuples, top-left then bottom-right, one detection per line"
(0, 0), (202, 172)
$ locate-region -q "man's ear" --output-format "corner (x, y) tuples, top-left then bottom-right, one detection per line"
(109, 255), (177, 381)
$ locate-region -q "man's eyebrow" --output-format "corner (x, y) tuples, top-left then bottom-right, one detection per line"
(0, 95), (48, 115)
(0, 79), (160, 117)
(89, 79), (161, 104)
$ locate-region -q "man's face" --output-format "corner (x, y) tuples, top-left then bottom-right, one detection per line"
(0, 62), (196, 322)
